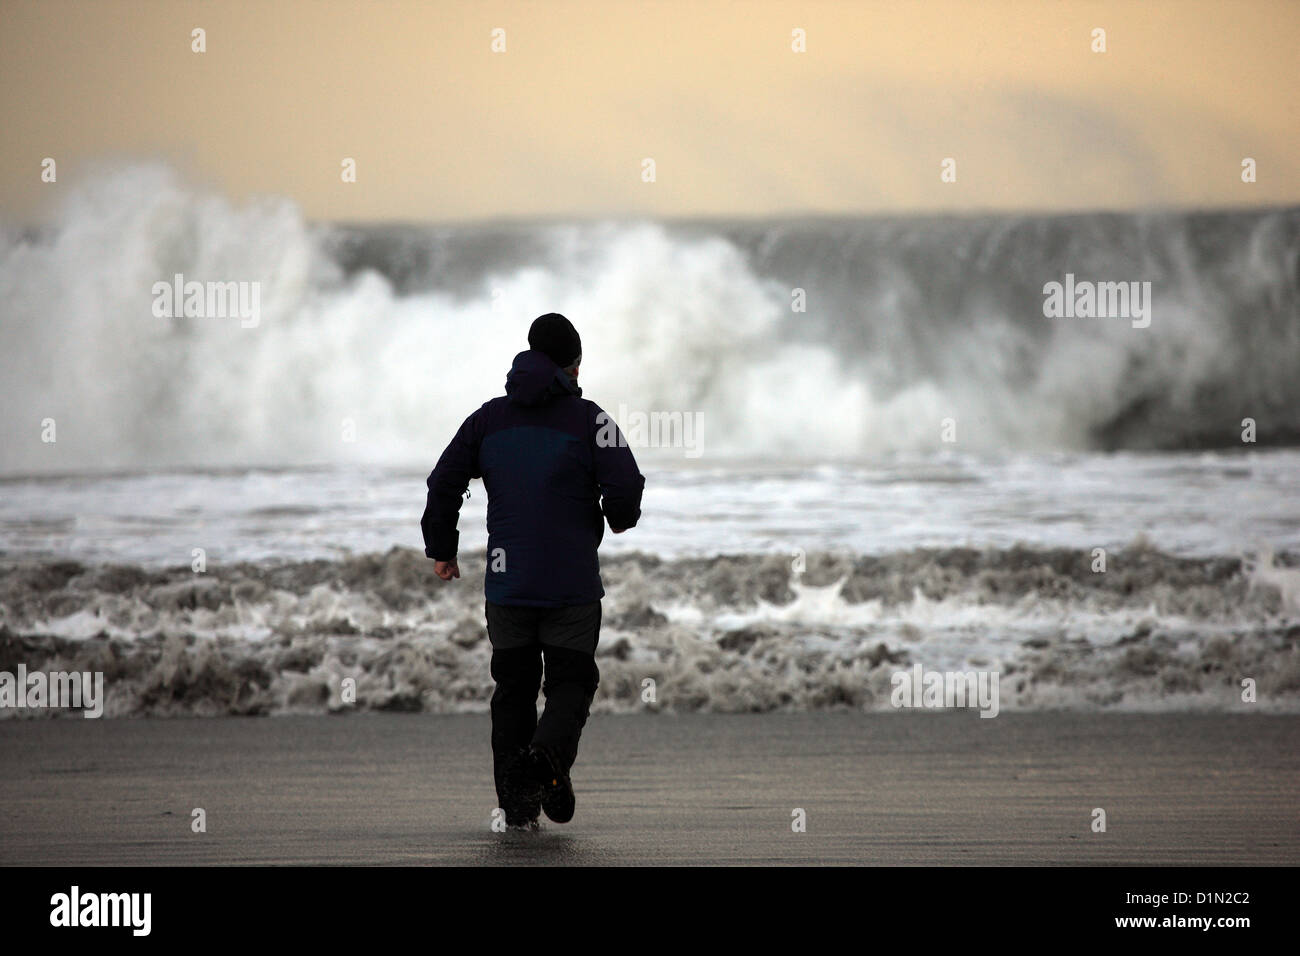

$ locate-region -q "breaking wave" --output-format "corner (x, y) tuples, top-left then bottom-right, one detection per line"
(2, 162), (1299, 474)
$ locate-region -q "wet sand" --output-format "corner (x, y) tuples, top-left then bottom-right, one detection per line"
(1, 712), (1296, 865)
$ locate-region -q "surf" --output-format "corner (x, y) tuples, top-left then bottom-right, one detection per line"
(3, 162), (1299, 475)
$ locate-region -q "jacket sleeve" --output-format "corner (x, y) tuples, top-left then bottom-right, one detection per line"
(591, 405), (645, 531)
(421, 408), (483, 561)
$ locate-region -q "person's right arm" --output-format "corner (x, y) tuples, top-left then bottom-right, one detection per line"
(421, 407), (484, 574)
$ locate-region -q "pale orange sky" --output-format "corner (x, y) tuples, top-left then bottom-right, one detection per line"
(1, 0), (1297, 222)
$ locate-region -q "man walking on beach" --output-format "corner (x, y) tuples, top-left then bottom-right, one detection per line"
(421, 313), (644, 829)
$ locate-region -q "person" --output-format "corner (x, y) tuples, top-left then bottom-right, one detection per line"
(421, 313), (644, 829)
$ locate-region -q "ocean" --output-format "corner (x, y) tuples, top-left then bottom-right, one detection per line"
(2, 165), (1298, 717)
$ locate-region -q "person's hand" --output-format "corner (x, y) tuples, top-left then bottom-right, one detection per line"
(434, 560), (460, 580)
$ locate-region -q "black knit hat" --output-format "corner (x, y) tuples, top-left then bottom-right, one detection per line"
(527, 313), (582, 369)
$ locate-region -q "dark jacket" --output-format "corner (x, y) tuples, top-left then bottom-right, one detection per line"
(421, 349), (645, 607)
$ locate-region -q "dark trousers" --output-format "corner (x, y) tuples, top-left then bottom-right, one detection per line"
(485, 600), (601, 804)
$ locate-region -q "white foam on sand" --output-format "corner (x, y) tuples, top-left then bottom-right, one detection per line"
(3, 546), (1297, 717)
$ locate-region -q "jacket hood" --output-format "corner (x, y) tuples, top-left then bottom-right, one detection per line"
(505, 349), (582, 407)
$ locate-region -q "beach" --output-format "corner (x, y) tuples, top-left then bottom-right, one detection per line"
(3, 0), (1300, 899)
(2, 712), (1296, 866)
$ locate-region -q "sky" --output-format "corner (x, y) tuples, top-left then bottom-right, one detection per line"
(1, 0), (1298, 223)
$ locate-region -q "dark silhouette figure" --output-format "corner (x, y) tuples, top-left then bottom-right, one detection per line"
(421, 313), (644, 827)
